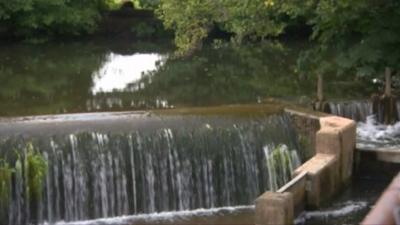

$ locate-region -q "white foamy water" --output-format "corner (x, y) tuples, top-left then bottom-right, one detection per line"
(295, 201), (368, 224)
(357, 115), (400, 150)
(45, 205), (254, 225)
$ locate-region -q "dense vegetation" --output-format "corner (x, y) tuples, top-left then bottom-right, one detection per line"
(0, 0), (398, 98)
(157, 0), (400, 80)
(1, 0), (398, 78)
(0, 0), (106, 39)
(0, 0), (159, 40)
(0, 143), (48, 223)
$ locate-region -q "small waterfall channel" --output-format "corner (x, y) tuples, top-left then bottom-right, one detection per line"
(329, 100), (400, 123)
(328, 101), (373, 122)
(0, 113), (301, 224)
(329, 100), (400, 150)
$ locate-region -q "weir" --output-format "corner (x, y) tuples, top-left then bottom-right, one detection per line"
(255, 111), (357, 225)
(328, 100), (400, 123)
(0, 110), (301, 224)
(328, 101), (372, 122)
(252, 101), (400, 225)
(1, 102), (394, 225)
(328, 100), (400, 161)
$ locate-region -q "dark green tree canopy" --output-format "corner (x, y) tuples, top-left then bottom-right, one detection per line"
(157, 0), (400, 79)
(0, 0), (107, 38)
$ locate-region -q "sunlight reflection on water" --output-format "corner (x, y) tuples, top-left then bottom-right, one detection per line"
(91, 53), (165, 94)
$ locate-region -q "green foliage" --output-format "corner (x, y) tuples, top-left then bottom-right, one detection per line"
(272, 0), (400, 79)
(131, 21), (156, 38)
(0, 0), (105, 38)
(0, 159), (12, 222)
(1, 143), (47, 200)
(331, 1), (400, 77)
(138, 0), (160, 9)
(23, 143), (48, 200)
(157, 0), (285, 55)
(157, 0), (400, 82)
(265, 144), (298, 190)
(0, 160), (12, 204)
(157, 0), (219, 55)
(0, 142), (47, 222)
(107, 0), (158, 9)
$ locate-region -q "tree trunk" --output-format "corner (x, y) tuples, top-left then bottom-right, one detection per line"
(314, 74), (330, 112)
(372, 67), (399, 124)
(385, 67), (392, 96)
(317, 73), (324, 101)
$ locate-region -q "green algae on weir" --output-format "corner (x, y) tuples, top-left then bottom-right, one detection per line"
(0, 143), (48, 223)
(0, 159), (12, 220)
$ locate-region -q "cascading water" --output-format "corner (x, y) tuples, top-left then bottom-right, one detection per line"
(329, 100), (400, 123)
(329, 100), (400, 150)
(328, 101), (372, 122)
(0, 114), (302, 225)
(263, 145), (300, 191)
(357, 115), (400, 150)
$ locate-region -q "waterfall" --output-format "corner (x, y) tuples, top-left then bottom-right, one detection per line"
(357, 115), (400, 150)
(0, 114), (302, 224)
(329, 100), (400, 123)
(263, 145), (300, 191)
(329, 100), (400, 150)
(328, 101), (372, 122)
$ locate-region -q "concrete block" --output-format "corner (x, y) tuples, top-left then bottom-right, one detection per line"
(284, 109), (322, 160)
(320, 116), (354, 130)
(316, 157), (340, 206)
(294, 153), (336, 176)
(319, 116), (356, 184)
(316, 127), (341, 155)
(278, 171), (307, 214)
(338, 121), (356, 184)
(294, 154), (338, 208)
(253, 114), (357, 224)
(255, 192), (294, 225)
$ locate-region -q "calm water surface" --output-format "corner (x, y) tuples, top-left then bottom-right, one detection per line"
(0, 39), (370, 117)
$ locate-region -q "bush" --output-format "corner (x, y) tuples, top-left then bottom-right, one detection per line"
(0, 0), (105, 39)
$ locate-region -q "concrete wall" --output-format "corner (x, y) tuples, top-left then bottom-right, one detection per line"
(255, 113), (356, 225)
(284, 108), (327, 161)
(254, 171), (308, 225)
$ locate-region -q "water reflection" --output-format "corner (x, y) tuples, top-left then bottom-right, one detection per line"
(0, 40), (172, 116)
(0, 39), (372, 116)
(136, 42), (307, 107)
(91, 53), (165, 94)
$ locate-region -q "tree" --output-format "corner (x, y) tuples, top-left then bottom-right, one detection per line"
(268, 0), (400, 78)
(157, 0), (285, 55)
(266, 0), (400, 119)
(0, 0), (108, 39)
(156, 0), (400, 119)
(138, 0), (160, 9)
(157, 0), (400, 77)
